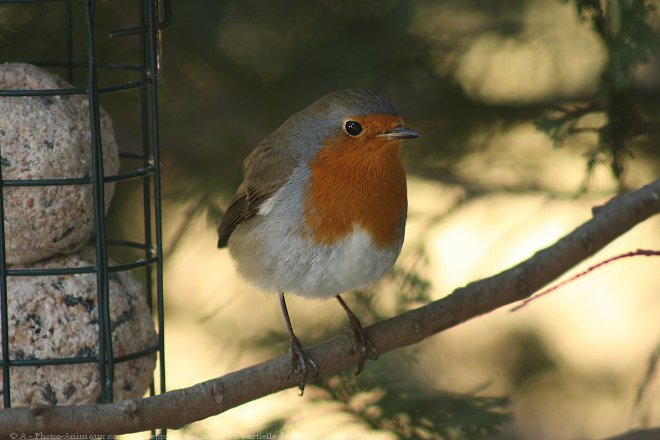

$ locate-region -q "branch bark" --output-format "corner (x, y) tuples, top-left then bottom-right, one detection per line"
(1, 179), (659, 436)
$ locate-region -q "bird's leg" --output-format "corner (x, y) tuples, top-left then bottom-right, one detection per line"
(335, 295), (378, 374)
(279, 293), (319, 395)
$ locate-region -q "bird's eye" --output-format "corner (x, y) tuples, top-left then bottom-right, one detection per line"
(344, 120), (363, 136)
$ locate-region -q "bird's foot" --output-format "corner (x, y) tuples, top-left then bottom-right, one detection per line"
(287, 335), (319, 395)
(346, 314), (378, 375)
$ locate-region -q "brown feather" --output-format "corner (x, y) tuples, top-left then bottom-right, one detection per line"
(217, 133), (298, 248)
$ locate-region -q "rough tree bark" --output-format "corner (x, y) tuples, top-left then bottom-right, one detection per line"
(1, 178), (659, 436)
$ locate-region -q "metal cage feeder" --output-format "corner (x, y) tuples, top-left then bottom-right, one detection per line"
(0, 0), (168, 431)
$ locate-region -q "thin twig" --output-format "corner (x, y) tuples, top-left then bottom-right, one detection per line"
(510, 249), (660, 312)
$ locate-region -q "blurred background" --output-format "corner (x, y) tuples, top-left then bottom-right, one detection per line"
(1, 0), (660, 438)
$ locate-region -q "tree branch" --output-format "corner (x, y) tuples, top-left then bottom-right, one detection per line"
(1, 179), (659, 436)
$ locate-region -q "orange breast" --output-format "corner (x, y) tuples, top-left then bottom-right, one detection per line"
(304, 122), (407, 248)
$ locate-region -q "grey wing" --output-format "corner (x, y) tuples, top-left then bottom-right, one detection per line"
(217, 137), (298, 248)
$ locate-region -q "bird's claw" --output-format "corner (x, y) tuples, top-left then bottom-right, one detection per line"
(347, 315), (378, 375)
(287, 335), (319, 395)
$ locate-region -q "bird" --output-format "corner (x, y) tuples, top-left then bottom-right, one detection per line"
(217, 89), (419, 393)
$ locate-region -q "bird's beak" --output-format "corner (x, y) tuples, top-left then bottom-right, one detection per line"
(377, 126), (421, 140)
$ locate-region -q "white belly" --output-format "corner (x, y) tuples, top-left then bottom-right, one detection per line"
(231, 221), (400, 299)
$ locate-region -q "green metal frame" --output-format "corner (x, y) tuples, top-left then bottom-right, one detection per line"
(0, 0), (169, 435)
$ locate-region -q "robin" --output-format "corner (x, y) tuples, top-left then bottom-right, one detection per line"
(218, 89), (419, 393)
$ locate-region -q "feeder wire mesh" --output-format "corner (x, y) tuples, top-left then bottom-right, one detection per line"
(0, 0), (169, 433)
